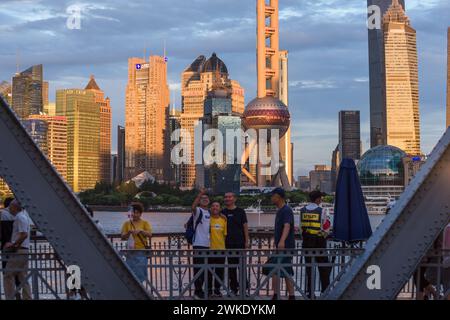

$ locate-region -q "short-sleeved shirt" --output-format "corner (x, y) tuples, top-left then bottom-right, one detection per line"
(222, 207), (248, 247)
(121, 219), (152, 249)
(11, 211), (31, 249)
(1, 209), (15, 248)
(274, 205), (295, 249)
(210, 216), (227, 250)
(193, 207), (211, 248)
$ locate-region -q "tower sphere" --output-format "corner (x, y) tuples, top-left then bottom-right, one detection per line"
(243, 96), (290, 137)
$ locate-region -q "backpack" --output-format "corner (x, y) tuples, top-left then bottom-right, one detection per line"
(185, 209), (203, 245)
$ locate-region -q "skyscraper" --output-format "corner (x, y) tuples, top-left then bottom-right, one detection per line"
(85, 75), (111, 184)
(383, 0), (421, 155)
(42, 81), (49, 107)
(168, 107), (181, 185)
(256, 0), (293, 186)
(447, 27), (450, 128)
(125, 56), (170, 182)
(179, 53), (244, 190)
(0, 81), (12, 105)
(367, 0), (405, 148)
(56, 89), (100, 192)
(116, 125), (125, 183)
(12, 64), (44, 119)
(199, 85), (242, 194)
(309, 165), (333, 194)
(22, 118), (49, 154)
(26, 114), (68, 180)
(339, 111), (361, 163)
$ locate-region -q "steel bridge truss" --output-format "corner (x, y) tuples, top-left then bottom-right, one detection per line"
(0, 97), (149, 300)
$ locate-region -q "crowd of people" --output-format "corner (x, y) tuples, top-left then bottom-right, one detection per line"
(0, 188), (448, 300)
(119, 187), (335, 300)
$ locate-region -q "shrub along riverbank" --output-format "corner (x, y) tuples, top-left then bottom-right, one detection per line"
(79, 181), (333, 210)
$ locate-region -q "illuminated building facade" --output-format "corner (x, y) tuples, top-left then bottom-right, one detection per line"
(43, 81), (49, 107)
(0, 81), (12, 105)
(26, 114), (68, 180)
(125, 56), (170, 182)
(383, 0), (421, 155)
(56, 89), (100, 192)
(85, 75), (111, 183)
(12, 64), (43, 119)
(179, 53), (244, 190)
(367, 0), (405, 147)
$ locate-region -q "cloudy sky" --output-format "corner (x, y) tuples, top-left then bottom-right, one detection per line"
(0, 0), (449, 176)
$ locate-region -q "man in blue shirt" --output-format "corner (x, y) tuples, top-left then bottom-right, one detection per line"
(271, 188), (295, 300)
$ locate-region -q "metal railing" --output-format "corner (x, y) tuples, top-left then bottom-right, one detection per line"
(0, 234), (449, 300)
(126, 248), (363, 300)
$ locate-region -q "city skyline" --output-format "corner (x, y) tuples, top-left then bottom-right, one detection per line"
(0, 0), (448, 176)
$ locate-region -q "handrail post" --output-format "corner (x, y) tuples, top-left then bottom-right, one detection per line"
(239, 249), (247, 299)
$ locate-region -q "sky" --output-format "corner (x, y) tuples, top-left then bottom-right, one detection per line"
(0, 0), (449, 176)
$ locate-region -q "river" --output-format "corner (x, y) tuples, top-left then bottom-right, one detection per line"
(94, 211), (386, 235)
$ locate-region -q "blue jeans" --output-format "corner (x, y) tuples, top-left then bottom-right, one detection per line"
(126, 251), (148, 283)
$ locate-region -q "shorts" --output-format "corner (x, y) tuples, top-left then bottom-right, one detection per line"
(262, 255), (294, 278)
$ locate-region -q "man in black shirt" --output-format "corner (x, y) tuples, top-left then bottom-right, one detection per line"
(222, 192), (250, 296)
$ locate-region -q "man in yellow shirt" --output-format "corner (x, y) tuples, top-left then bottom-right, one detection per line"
(208, 202), (227, 297)
(121, 203), (152, 283)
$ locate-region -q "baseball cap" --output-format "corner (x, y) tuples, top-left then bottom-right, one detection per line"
(271, 187), (286, 199)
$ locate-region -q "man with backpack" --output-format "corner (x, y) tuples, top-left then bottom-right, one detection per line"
(186, 188), (211, 299)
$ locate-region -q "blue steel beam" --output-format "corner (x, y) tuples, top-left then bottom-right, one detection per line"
(0, 96), (150, 300)
(327, 128), (450, 299)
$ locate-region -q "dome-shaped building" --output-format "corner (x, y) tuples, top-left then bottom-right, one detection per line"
(202, 53), (228, 74)
(242, 96), (290, 137)
(357, 145), (406, 186)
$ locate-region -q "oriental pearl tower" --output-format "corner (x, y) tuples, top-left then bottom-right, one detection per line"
(241, 0), (292, 189)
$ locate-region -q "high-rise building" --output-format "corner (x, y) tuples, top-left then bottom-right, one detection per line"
(111, 154), (118, 184)
(309, 165), (333, 194)
(26, 114), (68, 180)
(116, 125), (125, 184)
(368, 0), (405, 147)
(198, 85), (242, 194)
(256, 0), (293, 186)
(0, 81), (12, 198)
(22, 118), (49, 154)
(403, 155), (426, 186)
(331, 144), (340, 192)
(297, 176), (310, 192)
(447, 27), (450, 128)
(0, 81), (12, 105)
(179, 53), (244, 190)
(42, 81), (49, 107)
(56, 89), (100, 192)
(339, 111), (361, 163)
(12, 64), (44, 119)
(383, 0), (421, 155)
(0, 179), (11, 199)
(168, 107), (181, 185)
(125, 56), (170, 182)
(44, 102), (56, 116)
(85, 75), (111, 184)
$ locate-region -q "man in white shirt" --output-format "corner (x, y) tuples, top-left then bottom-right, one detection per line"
(3, 199), (32, 300)
(190, 188), (211, 299)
